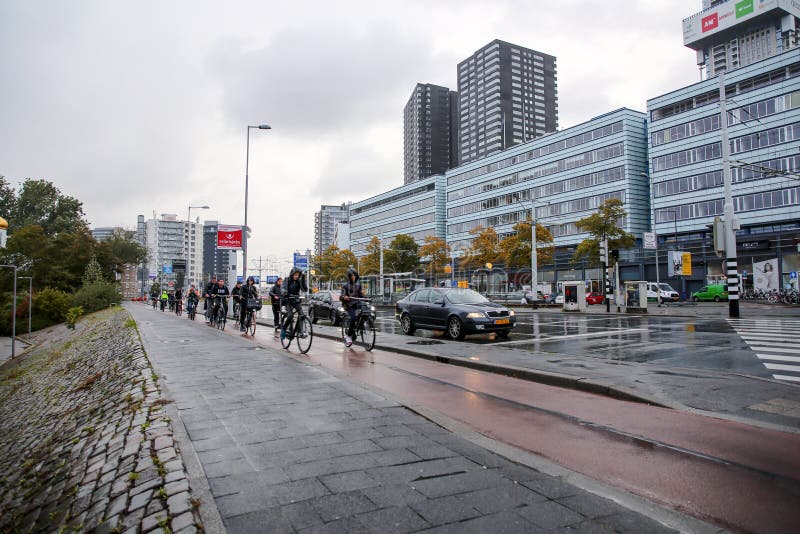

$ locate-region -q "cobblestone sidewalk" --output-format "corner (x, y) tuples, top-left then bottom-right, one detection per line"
(127, 303), (694, 534)
(0, 308), (202, 533)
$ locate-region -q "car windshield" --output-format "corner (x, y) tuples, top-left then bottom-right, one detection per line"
(658, 284), (675, 292)
(444, 289), (489, 304)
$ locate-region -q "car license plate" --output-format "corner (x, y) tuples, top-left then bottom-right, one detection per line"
(494, 318), (510, 325)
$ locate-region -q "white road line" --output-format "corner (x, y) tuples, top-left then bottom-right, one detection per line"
(756, 354), (800, 362)
(740, 335), (800, 342)
(763, 363), (800, 372)
(772, 374), (800, 382)
(746, 346), (800, 353)
(492, 328), (648, 346)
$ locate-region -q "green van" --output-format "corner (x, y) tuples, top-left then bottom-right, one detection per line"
(691, 284), (728, 302)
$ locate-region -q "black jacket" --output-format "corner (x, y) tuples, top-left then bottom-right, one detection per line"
(341, 277), (364, 309)
(204, 281), (217, 298)
(269, 284), (282, 305)
(232, 285), (243, 301)
(282, 268), (308, 298)
(211, 284), (230, 298)
(241, 284), (259, 300)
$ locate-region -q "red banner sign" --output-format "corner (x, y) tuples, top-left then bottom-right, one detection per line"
(217, 225), (243, 250)
(702, 13), (718, 33)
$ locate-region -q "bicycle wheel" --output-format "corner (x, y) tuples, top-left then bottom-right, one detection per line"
(296, 316), (313, 354)
(246, 311), (256, 336)
(217, 309), (226, 331)
(341, 316), (348, 343)
(281, 319), (293, 349)
(358, 318), (376, 352)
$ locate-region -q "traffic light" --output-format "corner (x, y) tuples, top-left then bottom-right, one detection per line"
(712, 216), (725, 257)
(599, 239), (608, 264)
(610, 249), (620, 261)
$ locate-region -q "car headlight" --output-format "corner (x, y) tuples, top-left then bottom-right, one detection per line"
(466, 312), (485, 319)
(509, 310), (515, 317)
(337, 307), (344, 312)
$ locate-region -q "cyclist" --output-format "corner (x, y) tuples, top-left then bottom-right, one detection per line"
(210, 278), (231, 323)
(231, 280), (244, 326)
(159, 290), (168, 311)
(269, 277), (283, 334)
(340, 267), (365, 347)
(186, 285), (200, 318)
(204, 276), (217, 322)
(174, 287), (183, 315)
(280, 268), (307, 341)
(240, 276), (259, 332)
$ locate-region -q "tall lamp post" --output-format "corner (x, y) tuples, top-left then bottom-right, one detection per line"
(0, 264), (17, 359)
(187, 205), (210, 287)
(244, 124), (272, 280)
(17, 276), (32, 335)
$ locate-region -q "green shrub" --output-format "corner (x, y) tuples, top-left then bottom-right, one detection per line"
(65, 307), (84, 329)
(70, 282), (121, 313)
(33, 288), (70, 324)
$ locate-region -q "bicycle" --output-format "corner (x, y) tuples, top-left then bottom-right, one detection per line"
(211, 297), (227, 331)
(175, 299), (183, 317)
(341, 298), (376, 351)
(280, 296), (312, 354)
(243, 297), (260, 336)
(187, 299), (198, 321)
(232, 299), (241, 329)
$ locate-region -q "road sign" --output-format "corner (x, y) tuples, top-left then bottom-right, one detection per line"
(791, 271), (798, 280)
(643, 232), (656, 250)
(293, 252), (308, 269)
(148, 272), (157, 279)
(162, 265), (173, 274)
(266, 275), (279, 284)
(237, 275), (261, 283)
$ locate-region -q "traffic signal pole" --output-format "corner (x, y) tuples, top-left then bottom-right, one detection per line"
(719, 73), (740, 318)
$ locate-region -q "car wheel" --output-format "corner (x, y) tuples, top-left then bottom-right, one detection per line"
(400, 313), (415, 335)
(496, 331), (509, 339)
(447, 316), (465, 341)
(330, 310), (337, 325)
(309, 308), (317, 324)
(713, 296), (720, 302)
(693, 296), (699, 302)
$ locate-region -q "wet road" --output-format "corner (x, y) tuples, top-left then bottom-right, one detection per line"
(364, 308), (792, 380)
(189, 313), (800, 533)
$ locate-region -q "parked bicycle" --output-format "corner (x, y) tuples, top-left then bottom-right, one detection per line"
(341, 297), (376, 351)
(280, 296), (312, 354)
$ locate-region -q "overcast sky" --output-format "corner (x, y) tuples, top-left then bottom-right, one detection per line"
(0, 0), (701, 272)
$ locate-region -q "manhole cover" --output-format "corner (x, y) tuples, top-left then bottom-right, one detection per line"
(407, 340), (445, 345)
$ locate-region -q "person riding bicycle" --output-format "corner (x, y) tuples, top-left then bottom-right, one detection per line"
(280, 268), (307, 341)
(340, 267), (365, 347)
(239, 276), (259, 332)
(210, 278), (231, 322)
(186, 285), (199, 315)
(159, 290), (168, 311)
(174, 287), (183, 314)
(231, 280), (244, 319)
(203, 276), (217, 320)
(269, 277), (283, 333)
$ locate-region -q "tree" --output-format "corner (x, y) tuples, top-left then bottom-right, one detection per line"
(419, 236), (451, 273)
(331, 249), (356, 280)
(82, 255), (104, 285)
(383, 234), (419, 274)
(313, 244), (340, 281)
(572, 198), (636, 266)
(0, 176), (15, 222)
(463, 226), (499, 269)
(498, 219), (554, 269)
(359, 236), (382, 275)
(9, 179), (87, 235)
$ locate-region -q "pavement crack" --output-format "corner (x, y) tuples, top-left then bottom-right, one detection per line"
(411, 470), (466, 482)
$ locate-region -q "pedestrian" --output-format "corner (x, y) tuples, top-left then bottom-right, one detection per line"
(269, 278), (283, 335)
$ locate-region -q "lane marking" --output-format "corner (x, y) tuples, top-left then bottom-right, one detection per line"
(756, 354), (800, 363)
(746, 346), (800, 354)
(763, 363), (800, 372)
(493, 328), (649, 346)
(740, 335), (800, 343)
(772, 374), (800, 382)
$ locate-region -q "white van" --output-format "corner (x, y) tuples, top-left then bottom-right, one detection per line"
(647, 282), (680, 302)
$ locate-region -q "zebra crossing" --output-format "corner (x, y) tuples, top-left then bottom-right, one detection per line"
(728, 318), (800, 383)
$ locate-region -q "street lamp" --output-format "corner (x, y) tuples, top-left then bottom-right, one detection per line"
(244, 124), (272, 280)
(0, 264), (17, 359)
(17, 276), (32, 336)
(643, 172), (664, 306)
(186, 205), (210, 287)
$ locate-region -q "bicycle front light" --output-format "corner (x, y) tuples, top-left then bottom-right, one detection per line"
(370, 305), (376, 312)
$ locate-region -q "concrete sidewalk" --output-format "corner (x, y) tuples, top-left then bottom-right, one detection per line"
(125, 303), (704, 533)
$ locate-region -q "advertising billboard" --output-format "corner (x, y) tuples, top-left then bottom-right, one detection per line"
(753, 258), (779, 290)
(668, 251), (693, 277)
(682, 0), (800, 46)
(217, 225), (243, 250)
